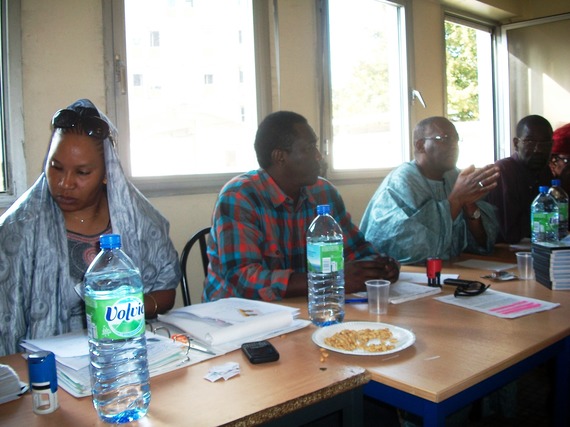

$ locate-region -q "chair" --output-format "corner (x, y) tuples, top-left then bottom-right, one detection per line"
(179, 226), (211, 306)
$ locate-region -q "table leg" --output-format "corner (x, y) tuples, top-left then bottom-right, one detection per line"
(553, 335), (570, 426)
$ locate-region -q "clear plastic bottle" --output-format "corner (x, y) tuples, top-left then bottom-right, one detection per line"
(84, 234), (150, 423)
(548, 179), (569, 240)
(306, 204), (345, 327)
(531, 186), (559, 243)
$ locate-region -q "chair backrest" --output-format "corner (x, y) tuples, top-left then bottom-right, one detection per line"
(179, 226), (211, 306)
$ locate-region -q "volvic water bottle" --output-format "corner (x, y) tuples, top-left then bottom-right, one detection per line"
(548, 179), (569, 239)
(531, 186), (559, 243)
(307, 204), (345, 327)
(84, 234), (150, 423)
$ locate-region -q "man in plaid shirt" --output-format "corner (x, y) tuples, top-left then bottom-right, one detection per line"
(203, 111), (399, 302)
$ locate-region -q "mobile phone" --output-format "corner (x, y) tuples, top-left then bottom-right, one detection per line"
(241, 340), (280, 364)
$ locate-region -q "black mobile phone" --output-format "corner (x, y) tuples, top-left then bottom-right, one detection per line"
(241, 340), (280, 364)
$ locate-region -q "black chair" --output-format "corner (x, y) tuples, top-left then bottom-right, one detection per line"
(179, 227), (211, 306)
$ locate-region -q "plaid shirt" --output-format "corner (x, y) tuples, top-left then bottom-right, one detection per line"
(203, 169), (378, 302)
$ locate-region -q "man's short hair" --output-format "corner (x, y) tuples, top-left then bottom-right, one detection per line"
(515, 115), (553, 137)
(254, 111), (308, 169)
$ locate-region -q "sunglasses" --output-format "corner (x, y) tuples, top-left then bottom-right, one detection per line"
(443, 279), (490, 297)
(51, 108), (110, 140)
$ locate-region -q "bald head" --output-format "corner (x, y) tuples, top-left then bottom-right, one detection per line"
(515, 115), (552, 138)
(413, 117), (455, 149)
(413, 116), (460, 180)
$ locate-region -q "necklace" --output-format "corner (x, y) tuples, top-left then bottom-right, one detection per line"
(71, 211), (99, 223)
(69, 200), (103, 224)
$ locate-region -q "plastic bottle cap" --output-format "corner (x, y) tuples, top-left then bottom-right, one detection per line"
(100, 234), (121, 249)
(552, 179), (561, 186)
(539, 186), (549, 193)
(316, 204), (330, 215)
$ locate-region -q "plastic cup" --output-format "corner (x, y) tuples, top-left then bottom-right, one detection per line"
(516, 252), (534, 280)
(365, 280), (390, 315)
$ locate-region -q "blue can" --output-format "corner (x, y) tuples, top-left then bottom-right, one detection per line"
(27, 351), (59, 414)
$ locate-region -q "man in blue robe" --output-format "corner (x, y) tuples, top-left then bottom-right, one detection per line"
(360, 116), (500, 264)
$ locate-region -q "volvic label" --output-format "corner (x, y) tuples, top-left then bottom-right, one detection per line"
(85, 293), (145, 340)
(307, 242), (344, 273)
(532, 212), (559, 235)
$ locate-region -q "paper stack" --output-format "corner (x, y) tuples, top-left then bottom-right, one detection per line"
(0, 364), (28, 404)
(532, 242), (570, 290)
(21, 331), (189, 398)
(158, 297), (310, 354)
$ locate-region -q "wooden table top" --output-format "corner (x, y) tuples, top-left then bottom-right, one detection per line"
(0, 323), (369, 426)
(288, 245), (570, 403)
(2, 244), (567, 424)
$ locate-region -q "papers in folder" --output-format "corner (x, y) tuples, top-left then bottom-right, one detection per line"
(158, 297), (311, 354)
(21, 331), (189, 398)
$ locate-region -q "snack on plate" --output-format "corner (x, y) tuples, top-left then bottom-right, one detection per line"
(324, 328), (397, 352)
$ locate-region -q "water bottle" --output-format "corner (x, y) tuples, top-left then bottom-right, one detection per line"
(548, 179), (569, 239)
(84, 234), (150, 423)
(531, 186), (559, 243)
(307, 204), (345, 327)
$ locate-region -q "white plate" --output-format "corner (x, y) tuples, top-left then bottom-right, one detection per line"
(312, 321), (416, 356)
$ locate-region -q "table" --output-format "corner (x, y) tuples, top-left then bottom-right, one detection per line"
(309, 246), (570, 427)
(1, 246), (568, 426)
(0, 329), (369, 426)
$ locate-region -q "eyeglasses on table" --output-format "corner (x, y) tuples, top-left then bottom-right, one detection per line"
(443, 278), (490, 297)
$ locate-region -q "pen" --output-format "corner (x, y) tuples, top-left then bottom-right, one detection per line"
(345, 298), (368, 304)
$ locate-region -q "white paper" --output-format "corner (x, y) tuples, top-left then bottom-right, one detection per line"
(435, 289), (559, 318)
(397, 272), (458, 285)
(388, 281), (442, 304)
(158, 298), (310, 351)
(21, 331), (190, 398)
(453, 259), (517, 271)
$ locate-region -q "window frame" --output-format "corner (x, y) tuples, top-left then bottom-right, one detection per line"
(316, 0), (413, 184)
(0, 0), (26, 209)
(497, 13), (570, 159)
(102, 0), (272, 197)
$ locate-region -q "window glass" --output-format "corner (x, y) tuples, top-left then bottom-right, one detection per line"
(326, 0), (408, 173)
(445, 18), (495, 167)
(502, 15), (570, 144)
(124, 0), (258, 178)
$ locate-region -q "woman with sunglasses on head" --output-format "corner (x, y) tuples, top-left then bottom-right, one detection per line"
(549, 123), (570, 194)
(0, 99), (181, 357)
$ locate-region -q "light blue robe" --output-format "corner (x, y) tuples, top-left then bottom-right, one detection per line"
(360, 161), (498, 264)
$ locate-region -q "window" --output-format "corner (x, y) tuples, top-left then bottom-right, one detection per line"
(149, 31), (160, 47)
(104, 0), (270, 195)
(499, 13), (570, 155)
(106, 0), (407, 193)
(319, 0), (410, 180)
(445, 16), (496, 168)
(0, 0), (26, 208)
